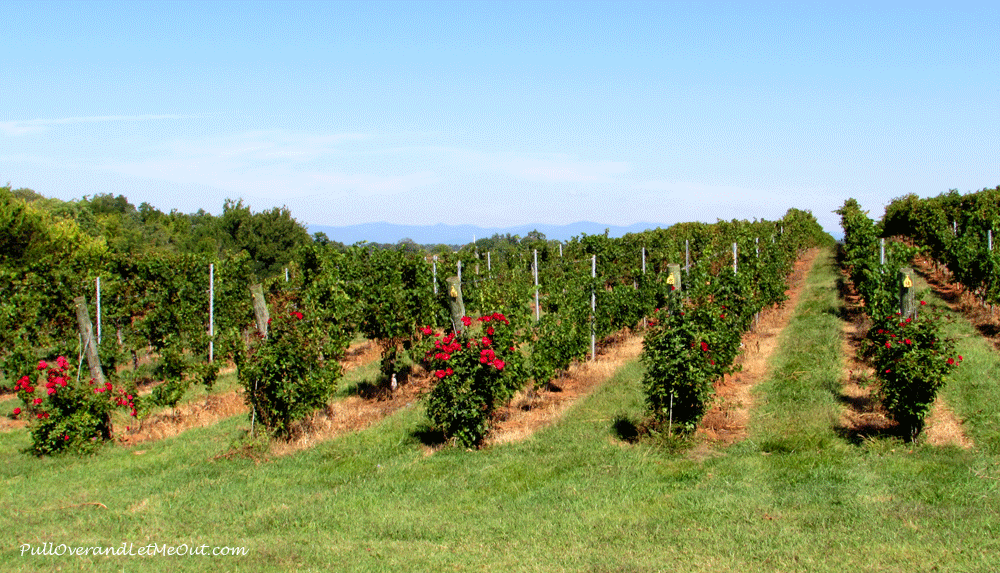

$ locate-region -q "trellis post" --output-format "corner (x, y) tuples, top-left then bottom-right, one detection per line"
(533, 249), (540, 322)
(250, 284), (269, 339)
(209, 263), (215, 363)
(95, 277), (102, 346)
(898, 268), (916, 320)
(446, 276), (466, 333)
(590, 255), (596, 361)
(432, 256), (438, 295)
(666, 264), (681, 293)
(74, 296), (105, 386)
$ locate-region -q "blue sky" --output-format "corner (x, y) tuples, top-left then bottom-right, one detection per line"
(2, 1), (997, 238)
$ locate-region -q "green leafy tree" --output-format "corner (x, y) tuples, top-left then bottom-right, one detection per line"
(220, 198), (311, 277)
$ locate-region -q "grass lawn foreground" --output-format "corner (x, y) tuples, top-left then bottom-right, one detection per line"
(2, 247), (999, 572)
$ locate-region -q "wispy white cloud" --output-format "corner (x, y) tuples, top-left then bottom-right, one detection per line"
(4, 125), (641, 225)
(0, 114), (206, 136)
(87, 130), (631, 204)
(95, 130), (438, 199)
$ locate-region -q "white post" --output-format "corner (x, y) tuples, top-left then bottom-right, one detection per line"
(95, 277), (101, 346)
(642, 247), (646, 274)
(559, 243), (563, 258)
(487, 251), (492, 272)
(591, 255), (596, 361)
(755, 237), (759, 258)
(284, 268), (289, 282)
(732, 243), (738, 274)
(685, 240), (690, 274)
(989, 230), (993, 252)
(534, 249), (540, 322)
(432, 256), (438, 295)
(209, 263), (215, 363)
(880, 238), (885, 266)
(457, 260), (462, 288)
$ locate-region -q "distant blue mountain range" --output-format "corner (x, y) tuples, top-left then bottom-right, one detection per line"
(307, 221), (668, 246)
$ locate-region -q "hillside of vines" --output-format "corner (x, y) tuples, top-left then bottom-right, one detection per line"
(2, 183), (834, 450)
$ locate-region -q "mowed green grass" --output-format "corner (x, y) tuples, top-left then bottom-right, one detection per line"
(2, 248), (999, 572)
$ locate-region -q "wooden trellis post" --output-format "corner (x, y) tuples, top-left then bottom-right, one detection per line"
(898, 268), (916, 319)
(666, 264), (682, 292)
(250, 284), (270, 339)
(74, 296), (105, 386)
(446, 276), (466, 333)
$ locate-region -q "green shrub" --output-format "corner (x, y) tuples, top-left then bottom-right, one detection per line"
(864, 303), (961, 439)
(11, 356), (122, 455)
(420, 313), (526, 447)
(641, 305), (733, 432)
(237, 306), (344, 438)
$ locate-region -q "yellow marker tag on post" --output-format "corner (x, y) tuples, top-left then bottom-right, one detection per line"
(903, 275), (913, 288)
(449, 284), (458, 298)
(666, 274), (675, 285)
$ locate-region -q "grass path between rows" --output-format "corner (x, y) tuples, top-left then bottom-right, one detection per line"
(2, 247), (999, 572)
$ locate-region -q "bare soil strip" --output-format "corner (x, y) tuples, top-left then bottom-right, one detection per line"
(696, 248), (820, 445)
(837, 260), (972, 448)
(0, 410), (27, 432)
(118, 337), (381, 446)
